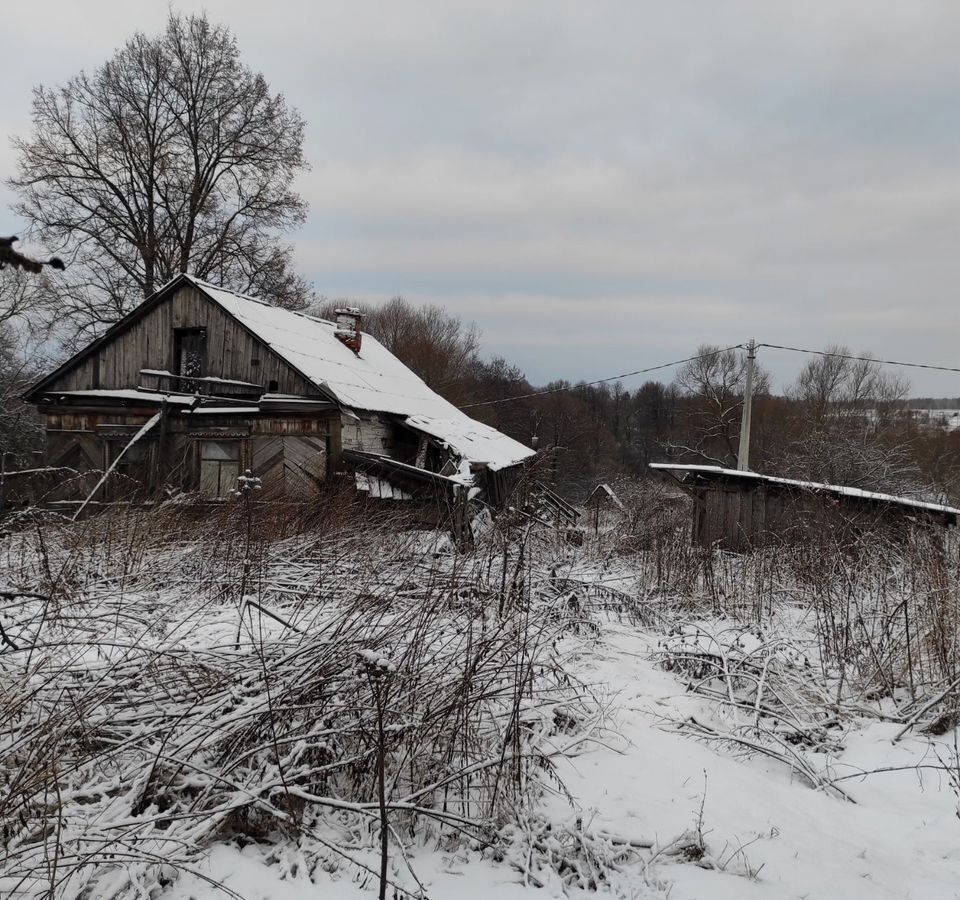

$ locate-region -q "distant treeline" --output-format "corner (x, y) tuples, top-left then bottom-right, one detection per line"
(907, 398), (960, 410)
(322, 308), (960, 505)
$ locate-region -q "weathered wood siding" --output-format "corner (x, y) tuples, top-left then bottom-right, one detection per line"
(694, 483), (793, 550)
(43, 285), (321, 397)
(253, 435), (327, 498)
(341, 413), (393, 455)
(692, 482), (925, 551)
(37, 408), (336, 502)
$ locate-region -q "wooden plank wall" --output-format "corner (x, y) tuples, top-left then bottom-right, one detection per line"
(44, 429), (104, 502)
(253, 435), (327, 499)
(697, 484), (779, 550)
(38, 408), (335, 501)
(341, 413), (393, 455)
(44, 285), (321, 397)
(694, 482), (915, 551)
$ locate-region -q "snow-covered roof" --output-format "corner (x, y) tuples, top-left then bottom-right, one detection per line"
(649, 463), (960, 518)
(185, 276), (534, 471)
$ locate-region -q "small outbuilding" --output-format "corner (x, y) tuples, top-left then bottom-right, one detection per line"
(585, 483), (625, 533)
(650, 462), (960, 551)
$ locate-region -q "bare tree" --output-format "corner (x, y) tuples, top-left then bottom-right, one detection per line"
(0, 268), (56, 331)
(0, 271), (57, 464)
(775, 431), (925, 496)
(771, 345), (919, 493)
(388, 301), (481, 397)
(10, 12), (310, 341)
(0, 339), (46, 466)
(791, 345), (909, 426)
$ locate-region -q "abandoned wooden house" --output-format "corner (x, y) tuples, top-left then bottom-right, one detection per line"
(649, 462), (960, 551)
(23, 274), (535, 520)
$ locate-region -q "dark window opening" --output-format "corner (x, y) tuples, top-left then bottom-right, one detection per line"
(268, 379), (279, 393)
(174, 328), (207, 385)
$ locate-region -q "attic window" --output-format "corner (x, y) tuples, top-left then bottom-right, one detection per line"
(174, 328), (207, 379)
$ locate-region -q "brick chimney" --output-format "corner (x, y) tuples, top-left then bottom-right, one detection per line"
(334, 307), (365, 354)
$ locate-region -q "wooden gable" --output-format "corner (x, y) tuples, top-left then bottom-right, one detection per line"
(31, 279), (321, 398)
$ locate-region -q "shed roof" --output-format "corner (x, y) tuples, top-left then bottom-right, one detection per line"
(649, 463), (960, 519)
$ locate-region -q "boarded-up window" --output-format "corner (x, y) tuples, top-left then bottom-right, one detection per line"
(199, 440), (240, 499)
(104, 438), (154, 494)
(110, 438), (149, 466)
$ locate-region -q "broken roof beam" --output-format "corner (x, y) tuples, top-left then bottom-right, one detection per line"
(343, 448), (464, 487)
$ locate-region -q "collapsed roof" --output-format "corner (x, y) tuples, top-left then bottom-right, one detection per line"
(189, 277), (533, 472)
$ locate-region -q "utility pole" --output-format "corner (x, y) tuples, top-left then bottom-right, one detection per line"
(737, 339), (756, 471)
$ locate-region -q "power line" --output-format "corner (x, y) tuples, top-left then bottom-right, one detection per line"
(461, 340), (960, 412)
(460, 344), (745, 409)
(757, 343), (960, 376)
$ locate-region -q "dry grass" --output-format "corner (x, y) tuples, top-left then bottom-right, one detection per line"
(4, 484), (960, 897)
(594, 490), (960, 793)
(0, 502), (603, 899)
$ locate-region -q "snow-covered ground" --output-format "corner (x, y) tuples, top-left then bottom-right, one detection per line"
(4, 516), (960, 900)
(909, 408), (960, 431)
(165, 618), (960, 900)
(556, 622), (960, 900)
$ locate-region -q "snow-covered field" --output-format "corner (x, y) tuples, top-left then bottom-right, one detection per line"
(163, 622), (960, 900)
(3, 506), (960, 899)
(910, 409), (960, 432)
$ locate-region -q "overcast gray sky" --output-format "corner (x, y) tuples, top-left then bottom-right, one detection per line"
(4, 1), (960, 394)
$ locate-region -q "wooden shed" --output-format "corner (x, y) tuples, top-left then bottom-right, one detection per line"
(650, 463), (960, 551)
